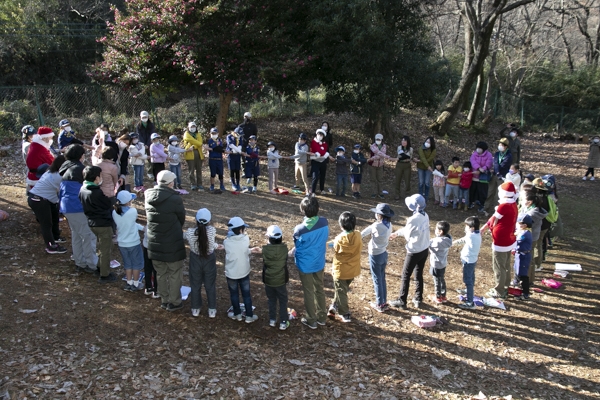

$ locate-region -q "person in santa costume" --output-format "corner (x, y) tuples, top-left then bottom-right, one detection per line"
(26, 127), (55, 191)
(481, 181), (518, 299)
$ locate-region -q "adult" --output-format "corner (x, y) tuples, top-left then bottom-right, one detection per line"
(469, 141), (493, 213)
(486, 138), (513, 216)
(369, 133), (394, 199)
(416, 136), (436, 201)
(482, 181), (518, 299)
(135, 111), (156, 179)
(28, 155), (67, 254)
(310, 129), (330, 194)
(501, 123), (522, 165)
(26, 127), (55, 191)
(59, 144), (98, 274)
(144, 170), (187, 311)
(583, 135), (600, 180)
(235, 112), (258, 139)
(319, 122), (334, 191)
(394, 135), (413, 200)
(182, 121), (205, 191)
(531, 178), (553, 272)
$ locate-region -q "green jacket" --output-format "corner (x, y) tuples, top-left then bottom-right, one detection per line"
(417, 147), (436, 170)
(144, 184), (187, 262)
(262, 243), (289, 287)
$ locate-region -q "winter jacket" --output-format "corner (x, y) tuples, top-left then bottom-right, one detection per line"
(150, 143), (168, 163)
(167, 144), (186, 165)
(361, 220), (392, 256)
(350, 151), (367, 174)
(369, 143), (391, 168)
(416, 147), (436, 171)
(98, 159), (118, 198)
(112, 207), (143, 248)
(30, 172), (62, 204)
(262, 243), (289, 287)
(310, 139), (329, 161)
(182, 130), (205, 161)
(429, 235), (452, 269)
(459, 171), (474, 189)
(331, 230), (362, 280)
(117, 141), (129, 176)
(587, 142), (600, 168)
(470, 150), (493, 182)
(79, 182), (113, 228)
(129, 143), (148, 166)
(293, 216), (329, 273)
(235, 121), (257, 139)
(493, 149), (513, 179)
(59, 160), (85, 214)
(294, 142), (310, 165)
(185, 226), (217, 256)
(333, 155), (353, 175)
(522, 206), (548, 242)
(453, 231), (481, 264)
(515, 229), (533, 276)
(224, 234), (251, 279)
(394, 211), (430, 254)
(447, 165), (462, 186)
(144, 184), (186, 262)
(135, 120), (155, 148)
(267, 149), (284, 169)
(26, 141), (54, 182)
(207, 137), (224, 159)
(505, 171), (521, 189)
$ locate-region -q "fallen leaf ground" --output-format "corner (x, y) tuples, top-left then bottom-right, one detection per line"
(0, 114), (599, 399)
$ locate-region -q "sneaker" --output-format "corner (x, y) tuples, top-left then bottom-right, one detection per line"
(197, 185), (205, 191)
(340, 314), (351, 323)
(123, 284), (133, 292)
(220, 185), (226, 191)
(192, 308), (200, 317)
(144, 288), (154, 296)
(352, 192), (359, 199)
(486, 289), (506, 299)
(389, 299), (407, 309)
(279, 321), (290, 331)
(98, 272), (117, 283)
(167, 303), (183, 312)
(269, 319), (277, 327)
(582, 176), (587, 180)
(434, 200), (439, 205)
(209, 185), (215, 192)
(55, 237), (67, 243)
(440, 296), (448, 303)
(245, 314), (258, 324)
(535, 266), (544, 272)
(228, 312), (243, 321)
(431, 295), (443, 304)
(191, 185), (198, 191)
(441, 202), (448, 208)
(369, 302), (386, 313)
(412, 299), (421, 308)
(591, 176), (596, 181)
(378, 194), (385, 199)
(381, 303), (390, 311)
(208, 308), (217, 318)
(456, 288), (467, 295)
(46, 245), (67, 254)
(458, 302), (476, 309)
(130, 284), (143, 292)
(151, 291), (161, 299)
(147, 173), (154, 180)
(292, 185), (300, 190)
(161, 302), (168, 310)
(517, 295), (530, 301)
(300, 317), (317, 329)
(76, 265), (97, 274)
(270, 190), (278, 195)
(316, 320), (326, 326)
(252, 187), (257, 193)
(327, 304), (337, 319)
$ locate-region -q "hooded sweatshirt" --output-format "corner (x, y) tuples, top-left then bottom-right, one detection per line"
(331, 230), (362, 280)
(429, 235), (453, 269)
(522, 206), (548, 241)
(59, 160), (85, 214)
(144, 184), (186, 262)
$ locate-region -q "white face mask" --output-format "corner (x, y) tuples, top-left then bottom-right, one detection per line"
(189, 127), (196, 133)
(133, 139), (139, 144)
(375, 140), (382, 145)
(98, 180), (103, 186)
(141, 117), (148, 123)
(424, 142), (431, 149)
(498, 145), (505, 152)
(354, 149), (360, 154)
(463, 167), (470, 172)
(321, 125), (328, 131)
(510, 131), (517, 138)
(211, 134), (218, 140)
(594, 138), (600, 143)
(101, 131), (108, 137)
(337, 152), (344, 157)
(476, 148), (483, 154)
(464, 226), (471, 235)
(172, 141), (178, 146)
(64, 126), (72, 132)
(268, 147), (275, 152)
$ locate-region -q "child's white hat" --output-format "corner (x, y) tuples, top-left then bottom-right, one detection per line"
(195, 208), (211, 225)
(116, 190), (136, 204)
(228, 216), (248, 229)
(266, 225), (283, 239)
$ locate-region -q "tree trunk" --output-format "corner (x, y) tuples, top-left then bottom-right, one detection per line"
(483, 16), (501, 119)
(467, 68), (485, 125)
(216, 88), (233, 137)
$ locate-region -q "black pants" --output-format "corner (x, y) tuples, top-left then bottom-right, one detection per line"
(265, 284), (288, 323)
(143, 246), (157, 292)
(152, 163), (165, 182)
(398, 248), (429, 303)
(27, 195), (59, 249)
(517, 274), (530, 296)
(469, 181), (488, 207)
(310, 160), (328, 193)
(585, 167), (595, 177)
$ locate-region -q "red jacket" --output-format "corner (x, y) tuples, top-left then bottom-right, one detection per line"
(310, 139), (328, 158)
(459, 171), (474, 189)
(26, 142), (54, 181)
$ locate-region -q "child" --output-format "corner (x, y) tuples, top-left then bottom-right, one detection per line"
(206, 127), (226, 193)
(389, 194), (430, 309)
(329, 146), (355, 197)
(350, 144), (367, 198)
(292, 133), (311, 194)
(432, 160), (446, 206)
(21, 124), (35, 162)
(289, 195), (329, 329)
(583, 135), (600, 180)
(361, 203), (393, 312)
(513, 214), (533, 300)
(453, 216), (482, 309)
(505, 163), (521, 191)
(112, 190), (145, 292)
(506, 126), (521, 165)
(267, 141), (285, 194)
(98, 147), (119, 200)
(149, 133), (167, 182)
(328, 212), (362, 322)
(429, 221), (452, 303)
(185, 208), (218, 318)
(243, 135), (261, 193)
(223, 216), (258, 323)
(251, 225), (290, 330)
(167, 135), (190, 190)
(458, 161), (473, 210)
(445, 157), (462, 208)
(226, 128), (244, 191)
(128, 133), (147, 191)
(142, 226), (159, 298)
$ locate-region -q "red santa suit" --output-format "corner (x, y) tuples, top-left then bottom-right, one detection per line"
(486, 181), (518, 251)
(26, 127), (55, 189)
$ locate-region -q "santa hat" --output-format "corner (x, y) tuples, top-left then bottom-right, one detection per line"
(498, 181), (516, 198)
(37, 127), (54, 138)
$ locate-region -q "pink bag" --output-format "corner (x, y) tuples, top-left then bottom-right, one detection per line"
(411, 315), (437, 328)
(541, 278), (563, 289)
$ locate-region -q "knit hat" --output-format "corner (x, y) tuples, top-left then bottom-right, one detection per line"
(37, 127), (54, 138)
(116, 190), (136, 204)
(498, 181), (517, 198)
(405, 194), (426, 212)
(532, 178), (547, 191)
(370, 203), (395, 218)
(188, 121), (197, 129)
(65, 144), (85, 161)
(195, 208), (211, 224)
(517, 214), (533, 228)
(266, 225), (283, 239)
(157, 170), (176, 184)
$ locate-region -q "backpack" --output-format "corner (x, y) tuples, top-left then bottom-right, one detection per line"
(546, 196), (559, 223)
(542, 174), (556, 196)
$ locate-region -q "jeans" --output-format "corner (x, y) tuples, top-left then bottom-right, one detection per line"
(333, 278), (353, 315)
(169, 164), (182, 186)
(265, 284), (288, 322)
(458, 187), (470, 206)
(133, 165), (144, 187)
(227, 275), (254, 317)
(430, 267), (446, 297)
(154, 259), (184, 306)
(119, 244), (144, 271)
(91, 226), (113, 277)
(492, 250), (512, 297)
(142, 246), (157, 292)
(28, 195), (60, 248)
(462, 261), (476, 303)
(298, 269), (326, 325)
(336, 174), (348, 196)
(417, 168), (432, 200)
(65, 212), (98, 269)
(369, 252), (388, 306)
(445, 184), (459, 206)
(189, 251), (217, 310)
(398, 248), (428, 303)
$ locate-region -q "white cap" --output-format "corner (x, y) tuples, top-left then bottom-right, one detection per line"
(244, 112), (252, 119)
(210, 127), (218, 134)
(228, 216), (248, 229)
(195, 208), (211, 224)
(150, 132), (160, 140)
(188, 121), (197, 128)
(375, 133), (383, 140)
(156, 170), (176, 184)
(265, 225), (283, 239)
(140, 111), (149, 118)
(116, 190), (136, 204)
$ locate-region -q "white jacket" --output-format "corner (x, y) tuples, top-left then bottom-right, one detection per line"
(129, 143), (148, 166)
(223, 234), (251, 279)
(393, 212), (430, 254)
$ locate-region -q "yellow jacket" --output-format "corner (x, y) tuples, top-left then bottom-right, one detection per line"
(182, 130), (204, 161)
(331, 230), (362, 280)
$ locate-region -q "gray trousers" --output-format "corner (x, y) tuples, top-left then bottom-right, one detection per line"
(268, 168), (279, 191)
(65, 212), (98, 270)
(189, 251), (217, 310)
(154, 259), (184, 306)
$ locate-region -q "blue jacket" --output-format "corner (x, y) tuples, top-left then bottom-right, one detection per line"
(58, 129), (83, 149)
(493, 149), (512, 179)
(293, 216), (329, 273)
(515, 229), (532, 276)
(59, 160), (85, 214)
(245, 144), (260, 167)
